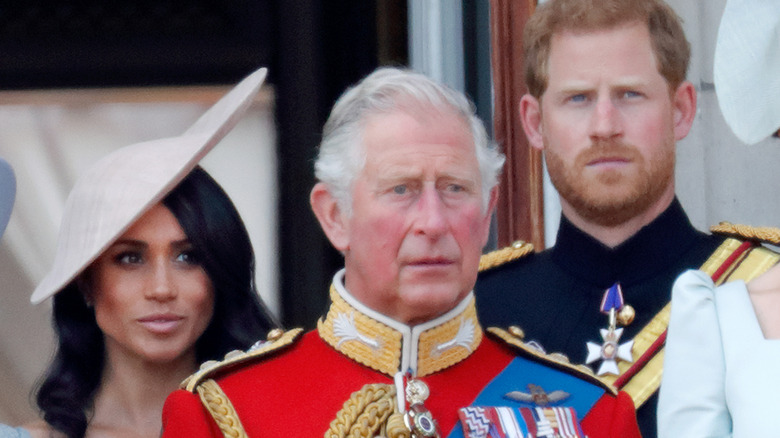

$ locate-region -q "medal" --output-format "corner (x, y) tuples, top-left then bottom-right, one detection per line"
(585, 283), (634, 375)
(401, 372), (440, 438)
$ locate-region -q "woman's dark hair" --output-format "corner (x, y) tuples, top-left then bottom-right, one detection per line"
(35, 166), (278, 438)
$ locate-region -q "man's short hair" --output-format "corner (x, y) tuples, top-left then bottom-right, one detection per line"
(314, 67), (505, 216)
(524, 0), (691, 98)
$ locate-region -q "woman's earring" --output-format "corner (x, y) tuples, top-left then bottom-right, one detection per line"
(77, 276), (94, 308)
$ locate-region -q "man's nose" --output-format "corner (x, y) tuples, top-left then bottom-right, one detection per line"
(589, 96), (623, 140)
(413, 186), (447, 238)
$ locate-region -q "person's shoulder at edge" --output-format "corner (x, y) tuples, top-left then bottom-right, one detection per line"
(161, 327), (306, 437)
(488, 325), (614, 390)
(180, 327), (304, 393)
(487, 327), (640, 437)
(0, 423), (40, 438)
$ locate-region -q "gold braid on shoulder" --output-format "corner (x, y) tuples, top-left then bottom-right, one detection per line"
(479, 241), (534, 271)
(325, 383), (410, 438)
(711, 222), (780, 245)
(197, 379), (248, 438)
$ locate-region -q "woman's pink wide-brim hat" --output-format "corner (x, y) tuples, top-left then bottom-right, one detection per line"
(30, 68), (268, 304)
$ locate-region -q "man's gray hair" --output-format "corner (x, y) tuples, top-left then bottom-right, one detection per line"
(313, 67), (505, 215)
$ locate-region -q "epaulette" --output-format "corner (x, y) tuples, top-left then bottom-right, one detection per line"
(479, 241), (534, 272)
(710, 221), (780, 245)
(487, 326), (617, 396)
(182, 327), (304, 393)
(704, 222), (780, 285)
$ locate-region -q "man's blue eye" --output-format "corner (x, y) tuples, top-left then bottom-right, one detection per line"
(393, 185), (407, 195)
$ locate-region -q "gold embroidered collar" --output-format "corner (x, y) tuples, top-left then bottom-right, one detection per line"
(318, 269), (483, 377)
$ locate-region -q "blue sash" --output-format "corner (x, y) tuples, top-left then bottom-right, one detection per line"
(447, 357), (605, 437)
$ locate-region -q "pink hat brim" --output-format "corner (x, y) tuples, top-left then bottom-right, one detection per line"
(31, 68), (268, 304)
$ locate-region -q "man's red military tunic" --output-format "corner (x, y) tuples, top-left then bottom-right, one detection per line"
(162, 270), (639, 437)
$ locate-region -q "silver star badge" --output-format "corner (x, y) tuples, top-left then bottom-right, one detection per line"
(586, 327), (634, 376)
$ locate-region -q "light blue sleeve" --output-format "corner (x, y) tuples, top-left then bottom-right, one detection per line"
(0, 424), (32, 438)
(657, 269), (732, 438)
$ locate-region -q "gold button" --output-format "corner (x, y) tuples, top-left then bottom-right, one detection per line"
(267, 328), (284, 341)
(549, 352), (570, 363)
(508, 326), (525, 339)
(199, 360), (219, 371)
(617, 305), (636, 326)
(576, 364), (595, 376)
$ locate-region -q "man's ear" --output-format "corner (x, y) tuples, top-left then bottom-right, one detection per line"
(310, 182), (350, 251)
(519, 94), (545, 150)
(672, 81), (697, 141)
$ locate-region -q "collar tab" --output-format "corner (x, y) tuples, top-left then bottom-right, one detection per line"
(318, 269), (482, 376)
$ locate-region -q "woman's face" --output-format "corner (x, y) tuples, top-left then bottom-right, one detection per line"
(88, 203), (214, 365)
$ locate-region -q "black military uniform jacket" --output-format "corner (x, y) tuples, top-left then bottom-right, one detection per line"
(475, 198), (724, 437)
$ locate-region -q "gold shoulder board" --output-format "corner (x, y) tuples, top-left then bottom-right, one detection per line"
(183, 328), (304, 392)
(705, 222), (780, 284)
(710, 221), (780, 245)
(479, 241), (534, 272)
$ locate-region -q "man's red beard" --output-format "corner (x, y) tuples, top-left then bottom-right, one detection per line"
(545, 139), (675, 227)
